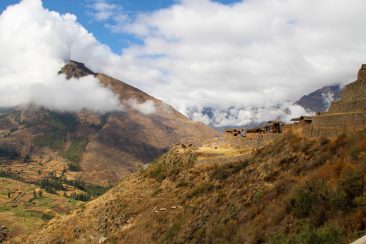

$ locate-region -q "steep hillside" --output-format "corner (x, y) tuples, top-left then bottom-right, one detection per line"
(20, 131), (366, 243)
(296, 85), (341, 113)
(0, 61), (220, 185)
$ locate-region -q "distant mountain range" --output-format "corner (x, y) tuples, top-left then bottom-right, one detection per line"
(195, 84), (342, 130)
(295, 85), (342, 113)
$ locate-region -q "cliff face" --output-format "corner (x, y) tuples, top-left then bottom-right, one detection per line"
(0, 61), (220, 185)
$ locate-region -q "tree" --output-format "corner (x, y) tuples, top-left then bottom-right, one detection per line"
(23, 154), (31, 163)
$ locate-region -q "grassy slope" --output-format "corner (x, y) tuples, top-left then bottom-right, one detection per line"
(0, 178), (78, 241)
(21, 131), (366, 243)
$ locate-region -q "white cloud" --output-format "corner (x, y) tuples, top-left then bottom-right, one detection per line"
(112, 0), (366, 126)
(87, 0), (129, 31)
(0, 0), (122, 113)
(127, 99), (156, 115)
(322, 91), (336, 110)
(2, 0), (366, 125)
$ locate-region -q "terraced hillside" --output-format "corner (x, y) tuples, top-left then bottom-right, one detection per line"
(0, 61), (220, 186)
(20, 131), (366, 243)
(0, 177), (80, 242)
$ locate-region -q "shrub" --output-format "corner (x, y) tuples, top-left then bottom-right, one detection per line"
(308, 223), (344, 244)
(23, 154), (31, 163)
(164, 222), (182, 242)
(287, 179), (328, 221)
(39, 178), (65, 193)
(67, 162), (82, 172)
(176, 179), (190, 188)
(0, 145), (20, 160)
(338, 167), (364, 206)
(63, 138), (88, 168)
(268, 222), (344, 244)
(41, 212), (54, 221)
(186, 182), (214, 199)
(0, 169), (20, 179)
(70, 192), (91, 202)
(209, 160), (249, 180)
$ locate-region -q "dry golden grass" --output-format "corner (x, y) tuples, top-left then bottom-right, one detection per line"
(16, 131), (366, 244)
(0, 178), (78, 241)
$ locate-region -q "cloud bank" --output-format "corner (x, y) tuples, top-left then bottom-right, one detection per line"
(0, 0), (122, 112)
(110, 0), (366, 126)
(2, 0), (366, 126)
(127, 99), (156, 115)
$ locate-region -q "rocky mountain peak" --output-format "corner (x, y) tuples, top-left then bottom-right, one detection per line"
(357, 64), (366, 81)
(58, 60), (96, 79)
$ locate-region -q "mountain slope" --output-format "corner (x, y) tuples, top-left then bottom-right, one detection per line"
(0, 61), (220, 185)
(296, 85), (341, 112)
(20, 131), (366, 243)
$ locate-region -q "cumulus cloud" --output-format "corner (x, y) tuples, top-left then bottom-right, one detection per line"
(322, 91), (336, 110)
(127, 99), (156, 115)
(87, 0), (129, 28)
(2, 0), (366, 125)
(0, 0), (122, 113)
(111, 0), (366, 126)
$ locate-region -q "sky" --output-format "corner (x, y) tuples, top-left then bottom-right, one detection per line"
(0, 0), (366, 126)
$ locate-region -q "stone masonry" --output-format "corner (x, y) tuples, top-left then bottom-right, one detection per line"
(306, 65), (366, 137)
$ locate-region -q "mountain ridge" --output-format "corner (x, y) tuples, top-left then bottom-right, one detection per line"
(0, 61), (220, 186)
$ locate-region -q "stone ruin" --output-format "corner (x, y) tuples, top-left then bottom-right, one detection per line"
(304, 64), (366, 137)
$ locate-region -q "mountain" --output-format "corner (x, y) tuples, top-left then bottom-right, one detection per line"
(0, 61), (220, 186)
(19, 132), (366, 244)
(296, 85), (341, 113)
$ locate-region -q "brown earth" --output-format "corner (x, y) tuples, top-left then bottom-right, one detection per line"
(19, 131), (366, 244)
(0, 61), (220, 185)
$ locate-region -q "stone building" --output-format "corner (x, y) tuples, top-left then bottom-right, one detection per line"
(283, 116), (313, 134)
(305, 64), (366, 137)
(224, 128), (245, 137)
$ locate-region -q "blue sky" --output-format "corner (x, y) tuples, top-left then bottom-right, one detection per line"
(0, 0), (241, 53)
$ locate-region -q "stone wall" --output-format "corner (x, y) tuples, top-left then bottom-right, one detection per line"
(328, 99), (366, 113)
(304, 112), (366, 137)
(339, 79), (366, 103)
(207, 134), (282, 149)
(300, 65), (366, 138)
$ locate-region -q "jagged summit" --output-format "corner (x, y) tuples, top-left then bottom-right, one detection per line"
(58, 60), (96, 79)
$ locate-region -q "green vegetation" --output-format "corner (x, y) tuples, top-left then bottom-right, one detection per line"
(23, 154), (31, 163)
(209, 159), (249, 180)
(164, 222), (182, 242)
(33, 112), (78, 150)
(41, 212), (54, 221)
(36, 176), (110, 200)
(32, 112), (89, 171)
(70, 192), (91, 202)
(0, 169), (20, 180)
(186, 182), (214, 199)
(269, 222), (344, 244)
(63, 137), (88, 171)
(0, 145), (19, 160)
(38, 178), (65, 194)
